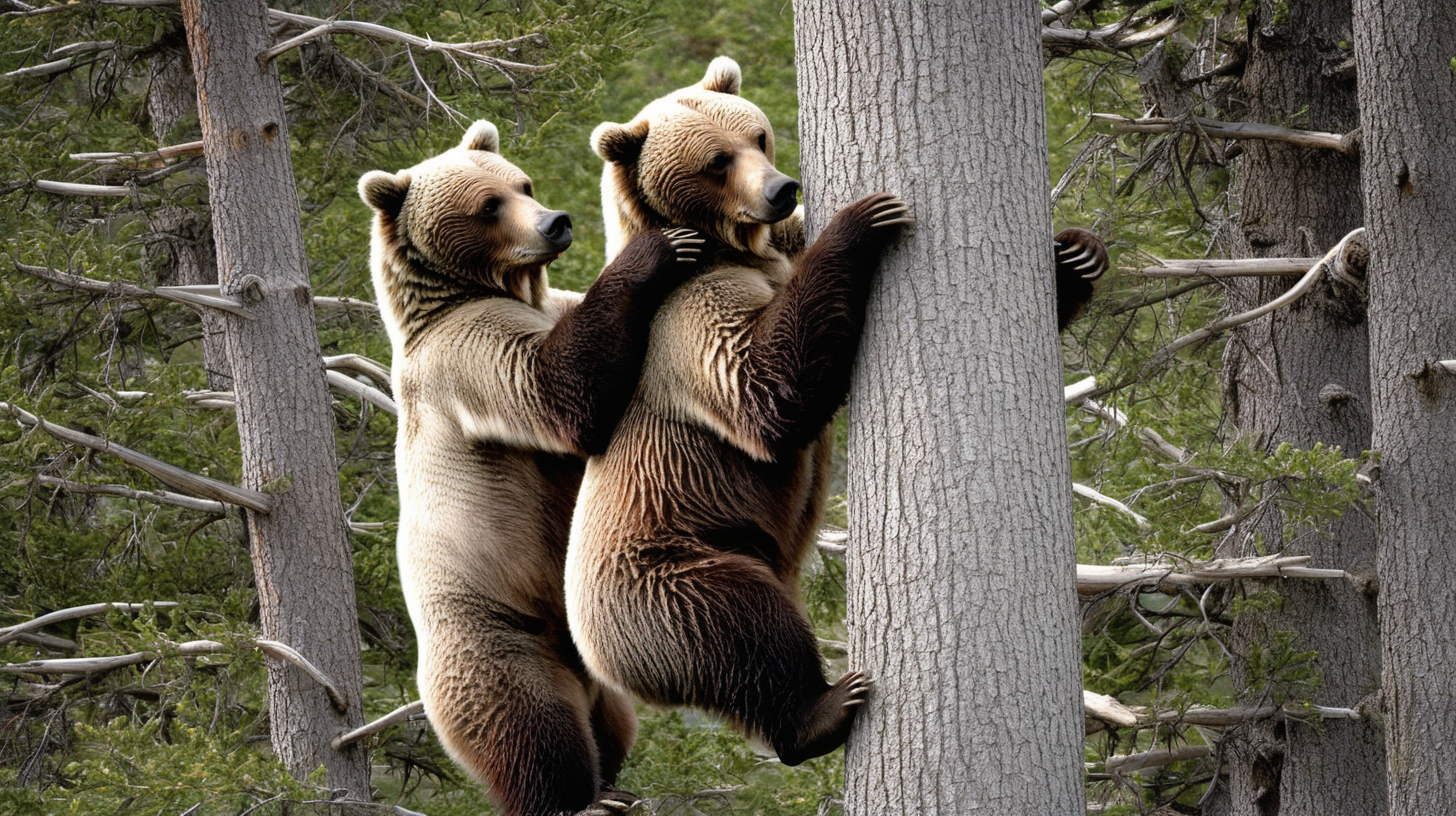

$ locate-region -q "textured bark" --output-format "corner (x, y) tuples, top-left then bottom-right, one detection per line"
(146, 36), (231, 390)
(180, 0), (369, 798)
(794, 3), (1084, 814)
(1353, 2), (1456, 814)
(1217, 3), (1385, 814)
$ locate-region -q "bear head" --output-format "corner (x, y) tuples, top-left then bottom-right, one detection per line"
(359, 120), (572, 338)
(592, 56), (799, 261)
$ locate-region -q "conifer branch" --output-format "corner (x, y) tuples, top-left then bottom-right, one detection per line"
(0, 402), (273, 513)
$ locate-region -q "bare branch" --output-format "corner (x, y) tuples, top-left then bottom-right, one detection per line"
(331, 699), (425, 750)
(1087, 229), (1367, 400)
(1064, 376), (1097, 403)
(70, 140), (204, 167)
(326, 370), (398, 416)
(1095, 113), (1360, 154)
(0, 639), (223, 675)
(1072, 482), (1150, 529)
(1043, 15), (1185, 55)
(313, 296), (379, 315)
(32, 179), (132, 197)
(1129, 257), (1320, 279)
(37, 475), (228, 515)
(0, 402), (273, 513)
(259, 13), (555, 75)
(1105, 744), (1211, 773)
(1080, 399), (1187, 461)
(13, 263), (255, 318)
(1077, 554), (1349, 596)
(323, 354), (391, 390)
(256, 639), (348, 713)
(0, 601), (179, 645)
(1141, 229), (1365, 364)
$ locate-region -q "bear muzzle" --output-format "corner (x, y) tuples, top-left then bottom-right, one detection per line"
(764, 176), (801, 223)
(536, 210), (574, 252)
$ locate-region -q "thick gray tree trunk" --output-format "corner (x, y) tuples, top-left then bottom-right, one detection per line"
(794, 3), (1084, 814)
(1217, 2), (1384, 814)
(179, 0), (369, 799)
(1353, 2), (1456, 814)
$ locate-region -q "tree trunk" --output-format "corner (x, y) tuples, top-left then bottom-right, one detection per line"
(146, 34), (231, 390)
(1217, 2), (1384, 814)
(794, 3), (1084, 814)
(1353, 2), (1456, 814)
(180, 0), (369, 799)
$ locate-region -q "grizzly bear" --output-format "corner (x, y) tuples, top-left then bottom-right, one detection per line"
(565, 58), (908, 766)
(360, 120), (700, 816)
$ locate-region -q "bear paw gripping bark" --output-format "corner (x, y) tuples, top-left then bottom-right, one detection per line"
(1053, 226), (1109, 331)
(360, 120), (700, 816)
(566, 57), (911, 767)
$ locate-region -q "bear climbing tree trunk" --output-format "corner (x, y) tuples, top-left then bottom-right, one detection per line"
(1216, 2), (1385, 813)
(1353, 2), (1456, 814)
(794, 3), (1084, 814)
(179, 0), (370, 799)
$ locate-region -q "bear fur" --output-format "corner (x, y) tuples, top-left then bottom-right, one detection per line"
(566, 58), (910, 766)
(1053, 226), (1108, 330)
(360, 120), (699, 816)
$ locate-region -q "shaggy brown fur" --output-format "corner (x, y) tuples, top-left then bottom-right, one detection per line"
(567, 58), (908, 766)
(361, 120), (699, 816)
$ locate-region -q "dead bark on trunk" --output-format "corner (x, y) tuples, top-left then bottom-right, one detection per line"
(795, 3), (1084, 813)
(1217, 3), (1384, 814)
(179, 0), (369, 798)
(145, 34), (231, 390)
(1353, 2), (1456, 813)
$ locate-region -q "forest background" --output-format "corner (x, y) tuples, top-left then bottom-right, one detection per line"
(0, 1), (1375, 814)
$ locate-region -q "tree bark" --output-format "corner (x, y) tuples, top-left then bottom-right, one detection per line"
(795, 3), (1084, 814)
(180, 0), (369, 798)
(146, 33), (231, 390)
(1217, 3), (1384, 814)
(1353, 2), (1456, 814)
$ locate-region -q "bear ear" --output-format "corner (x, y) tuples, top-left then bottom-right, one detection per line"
(358, 170), (410, 216)
(701, 56), (741, 95)
(460, 120), (500, 153)
(591, 119), (650, 164)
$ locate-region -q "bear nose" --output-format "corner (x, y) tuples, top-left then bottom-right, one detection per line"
(765, 176), (800, 220)
(538, 210), (573, 250)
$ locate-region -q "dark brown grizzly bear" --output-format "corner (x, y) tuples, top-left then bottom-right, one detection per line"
(565, 58), (907, 766)
(360, 120), (700, 816)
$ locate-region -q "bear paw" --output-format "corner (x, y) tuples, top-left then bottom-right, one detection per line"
(662, 227), (705, 264)
(1054, 227), (1108, 281)
(576, 787), (642, 815)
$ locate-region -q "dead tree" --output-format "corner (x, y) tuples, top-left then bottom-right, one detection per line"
(179, 0), (368, 797)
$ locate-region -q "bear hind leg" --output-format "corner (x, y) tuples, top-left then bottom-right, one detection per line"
(598, 544), (866, 766)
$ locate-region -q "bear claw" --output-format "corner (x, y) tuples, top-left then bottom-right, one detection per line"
(662, 227), (705, 263)
(868, 196), (912, 229)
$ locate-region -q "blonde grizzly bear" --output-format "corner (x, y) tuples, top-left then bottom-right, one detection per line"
(360, 120), (700, 816)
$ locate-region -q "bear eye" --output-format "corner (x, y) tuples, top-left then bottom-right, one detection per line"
(521, 182), (533, 198)
(479, 197), (502, 218)
(705, 152), (732, 174)
(757, 132), (767, 152)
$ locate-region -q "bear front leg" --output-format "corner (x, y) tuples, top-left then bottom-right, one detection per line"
(743, 193), (910, 454)
(537, 228), (703, 455)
